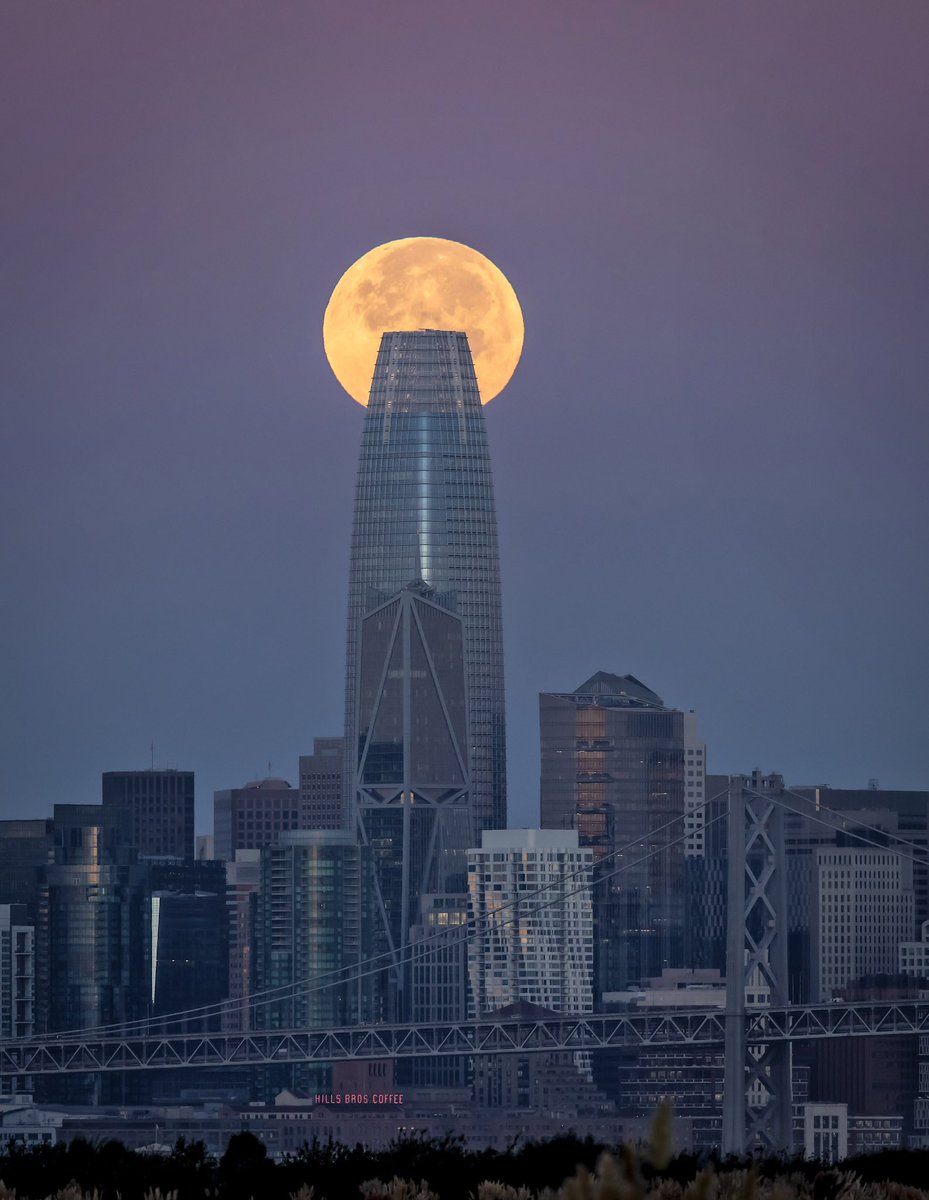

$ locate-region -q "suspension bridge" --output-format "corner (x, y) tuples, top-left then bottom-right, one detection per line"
(2, 775), (925, 1157)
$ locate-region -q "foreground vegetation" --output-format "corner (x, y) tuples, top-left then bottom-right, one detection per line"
(4, 1121), (929, 1200)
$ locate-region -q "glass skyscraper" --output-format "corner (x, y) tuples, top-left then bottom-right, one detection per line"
(345, 329), (506, 834)
(539, 672), (690, 995)
(355, 580), (471, 1020)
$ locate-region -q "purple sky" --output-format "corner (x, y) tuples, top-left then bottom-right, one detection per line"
(3, 1), (928, 833)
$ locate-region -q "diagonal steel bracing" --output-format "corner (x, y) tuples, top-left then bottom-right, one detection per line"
(2, 1002), (929, 1079)
(723, 774), (792, 1157)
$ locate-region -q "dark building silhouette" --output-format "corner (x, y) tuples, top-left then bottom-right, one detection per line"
(805, 976), (919, 1135)
(0, 819), (53, 926)
(148, 858), (228, 1033)
(102, 770), (195, 860)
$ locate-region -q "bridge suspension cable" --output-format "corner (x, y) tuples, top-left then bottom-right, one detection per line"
(28, 790), (732, 1043)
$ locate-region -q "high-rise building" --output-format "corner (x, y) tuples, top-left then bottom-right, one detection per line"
(102, 769), (195, 860)
(299, 737), (345, 831)
(790, 787), (929, 927)
(43, 804), (148, 1035)
(213, 777), (300, 862)
(773, 784), (929, 1003)
(355, 580), (471, 1020)
(466, 829), (594, 1017)
(0, 904), (35, 1043)
(0, 819), (53, 925)
(224, 848), (261, 1032)
(42, 804), (149, 1102)
(539, 672), (692, 995)
(812, 845), (914, 1002)
(148, 859), (228, 1033)
(254, 830), (365, 1096)
(345, 329), (506, 835)
(467, 829), (598, 1110)
(0, 903), (35, 1099)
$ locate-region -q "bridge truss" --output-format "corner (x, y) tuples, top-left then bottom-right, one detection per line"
(2, 1001), (927, 1079)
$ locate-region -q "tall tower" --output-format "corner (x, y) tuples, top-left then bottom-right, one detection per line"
(355, 579), (471, 1018)
(345, 329), (506, 834)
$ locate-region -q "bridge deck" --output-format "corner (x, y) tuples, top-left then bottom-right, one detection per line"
(2, 1002), (927, 1077)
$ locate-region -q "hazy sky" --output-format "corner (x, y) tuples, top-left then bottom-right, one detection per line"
(3, 1), (928, 833)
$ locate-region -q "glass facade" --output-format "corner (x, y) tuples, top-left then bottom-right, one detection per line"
(539, 673), (687, 995)
(42, 804), (149, 1103)
(0, 819), (53, 926)
(254, 831), (364, 1096)
(355, 582), (471, 1021)
(345, 330), (506, 834)
(148, 859), (228, 1033)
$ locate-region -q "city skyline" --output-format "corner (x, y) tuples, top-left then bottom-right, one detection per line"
(3, 2), (929, 832)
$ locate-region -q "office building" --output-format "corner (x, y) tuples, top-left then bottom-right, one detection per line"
(900, 920), (929, 979)
(539, 672), (692, 994)
(43, 805), (148, 1033)
(299, 737), (345, 831)
(345, 329), (506, 835)
(102, 769), (195, 860)
(42, 805), (148, 1102)
(777, 786), (928, 1003)
(684, 774), (729, 972)
(213, 777), (300, 862)
(601, 969), (727, 1151)
(355, 580), (471, 1020)
(148, 859), (228, 1033)
(812, 846), (914, 1002)
(0, 820), (53, 925)
(790, 787), (929, 926)
(408, 891), (470, 1087)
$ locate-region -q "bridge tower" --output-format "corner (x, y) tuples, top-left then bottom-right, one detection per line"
(722, 771), (792, 1156)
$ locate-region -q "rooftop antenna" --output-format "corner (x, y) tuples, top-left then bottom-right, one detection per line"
(150, 741), (155, 771)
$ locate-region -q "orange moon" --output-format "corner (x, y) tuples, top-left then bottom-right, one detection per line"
(323, 237), (524, 405)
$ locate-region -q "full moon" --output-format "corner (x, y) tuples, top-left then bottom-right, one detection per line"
(323, 237), (524, 405)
